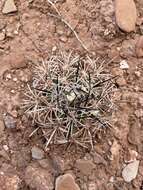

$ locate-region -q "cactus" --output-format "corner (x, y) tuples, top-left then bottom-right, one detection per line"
(23, 52), (116, 149)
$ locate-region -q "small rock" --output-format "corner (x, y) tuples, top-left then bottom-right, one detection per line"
(122, 160), (140, 182)
(25, 163), (54, 190)
(31, 146), (44, 160)
(76, 159), (95, 175)
(55, 174), (80, 190)
(2, 0), (17, 14)
(3, 114), (16, 129)
(92, 152), (107, 165)
(6, 28), (14, 38)
(0, 31), (5, 41)
(135, 109), (143, 118)
(13, 77), (18, 82)
(13, 30), (18, 35)
(136, 36), (143, 57)
(115, 0), (137, 32)
(120, 39), (136, 58)
(10, 110), (18, 118)
(119, 60), (129, 69)
(10, 89), (15, 94)
(109, 176), (114, 183)
(60, 36), (68, 43)
(52, 46), (57, 52)
(3, 145), (9, 151)
(5, 73), (12, 80)
(134, 71), (141, 78)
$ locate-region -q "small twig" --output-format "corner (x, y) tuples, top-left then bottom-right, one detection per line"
(94, 116), (109, 128)
(46, 0), (89, 52)
(29, 127), (40, 137)
(93, 75), (118, 88)
(84, 72), (91, 106)
(75, 61), (80, 82)
(56, 74), (60, 106)
(45, 128), (57, 148)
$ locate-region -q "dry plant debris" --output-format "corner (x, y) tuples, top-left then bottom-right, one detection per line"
(23, 52), (116, 149)
(46, 0), (89, 52)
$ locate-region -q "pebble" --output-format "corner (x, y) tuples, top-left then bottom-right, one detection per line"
(122, 160), (140, 182)
(10, 89), (15, 94)
(6, 29), (14, 38)
(55, 174), (80, 190)
(3, 114), (16, 129)
(31, 146), (44, 160)
(136, 36), (143, 57)
(135, 109), (143, 118)
(0, 31), (5, 41)
(52, 46), (57, 52)
(76, 159), (95, 175)
(13, 77), (18, 82)
(92, 152), (107, 165)
(109, 176), (114, 183)
(115, 0), (137, 32)
(60, 36), (68, 43)
(134, 71), (141, 78)
(2, 0), (17, 14)
(5, 73), (12, 80)
(10, 110), (18, 118)
(120, 39), (136, 58)
(3, 145), (9, 151)
(119, 60), (129, 69)
(25, 163), (54, 190)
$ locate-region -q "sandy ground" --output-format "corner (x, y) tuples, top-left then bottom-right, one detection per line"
(0, 0), (143, 189)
